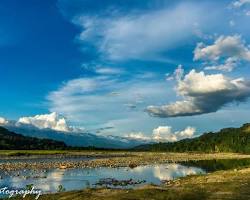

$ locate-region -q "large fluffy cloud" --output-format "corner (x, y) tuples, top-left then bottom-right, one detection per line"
(17, 112), (70, 132)
(0, 117), (8, 125)
(152, 126), (195, 142)
(126, 126), (195, 142)
(146, 70), (250, 117)
(152, 126), (177, 142)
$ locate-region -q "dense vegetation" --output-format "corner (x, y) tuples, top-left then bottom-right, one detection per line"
(0, 127), (67, 150)
(134, 123), (250, 153)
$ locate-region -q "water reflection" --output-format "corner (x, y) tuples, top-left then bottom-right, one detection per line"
(153, 164), (204, 180)
(0, 164), (204, 193)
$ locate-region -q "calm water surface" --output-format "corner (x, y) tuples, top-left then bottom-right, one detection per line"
(1, 158), (250, 196)
(0, 163), (204, 193)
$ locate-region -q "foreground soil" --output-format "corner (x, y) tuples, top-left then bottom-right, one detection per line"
(7, 164), (250, 200)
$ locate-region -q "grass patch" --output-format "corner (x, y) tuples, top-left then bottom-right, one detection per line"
(0, 150), (69, 156)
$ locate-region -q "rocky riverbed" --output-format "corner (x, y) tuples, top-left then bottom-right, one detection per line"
(1, 152), (250, 171)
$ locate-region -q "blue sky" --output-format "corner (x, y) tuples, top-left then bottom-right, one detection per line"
(1, 0), (250, 140)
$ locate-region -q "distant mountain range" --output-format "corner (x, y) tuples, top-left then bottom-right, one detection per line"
(1, 123), (250, 152)
(0, 127), (67, 150)
(134, 123), (250, 153)
(1, 122), (149, 149)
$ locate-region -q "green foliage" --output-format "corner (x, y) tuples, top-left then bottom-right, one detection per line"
(182, 158), (250, 172)
(135, 123), (250, 153)
(0, 127), (67, 150)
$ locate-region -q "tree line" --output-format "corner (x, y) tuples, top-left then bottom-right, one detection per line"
(134, 123), (250, 153)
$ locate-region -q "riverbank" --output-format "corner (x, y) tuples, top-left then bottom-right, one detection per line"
(0, 150), (126, 157)
(8, 164), (250, 200)
(1, 152), (250, 171)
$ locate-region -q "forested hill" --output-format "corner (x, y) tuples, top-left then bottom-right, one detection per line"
(134, 123), (250, 153)
(0, 126), (67, 150)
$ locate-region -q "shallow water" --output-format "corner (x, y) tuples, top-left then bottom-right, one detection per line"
(0, 163), (204, 194)
(1, 158), (250, 196)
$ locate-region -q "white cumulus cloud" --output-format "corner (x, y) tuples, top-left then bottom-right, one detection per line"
(17, 112), (70, 132)
(0, 117), (8, 125)
(152, 126), (177, 142)
(147, 70), (250, 117)
(152, 126), (195, 142)
(125, 126), (195, 142)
